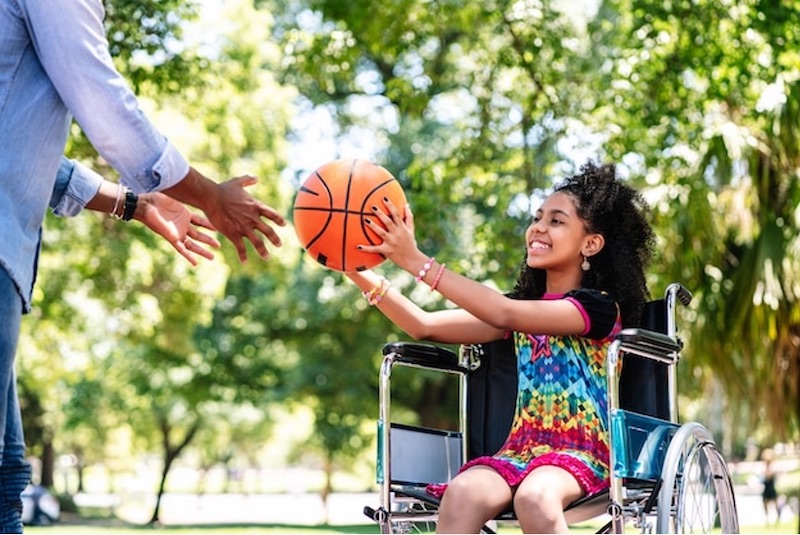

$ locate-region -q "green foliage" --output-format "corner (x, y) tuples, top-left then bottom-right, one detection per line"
(589, 0), (800, 447)
(17, 0), (800, 508)
(275, 0), (800, 454)
(104, 0), (204, 94)
(20, 0), (295, 512)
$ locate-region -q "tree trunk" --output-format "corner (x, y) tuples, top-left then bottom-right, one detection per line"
(148, 418), (201, 525)
(322, 453), (333, 525)
(40, 439), (54, 487)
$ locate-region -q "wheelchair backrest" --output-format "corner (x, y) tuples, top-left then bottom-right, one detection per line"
(465, 336), (517, 460)
(619, 299), (671, 421)
(465, 298), (672, 460)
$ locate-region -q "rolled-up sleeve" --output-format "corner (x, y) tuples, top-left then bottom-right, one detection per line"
(22, 0), (189, 193)
(50, 157), (103, 217)
(149, 140), (190, 194)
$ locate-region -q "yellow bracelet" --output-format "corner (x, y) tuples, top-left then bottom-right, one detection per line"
(369, 279), (390, 306)
(362, 278), (389, 306)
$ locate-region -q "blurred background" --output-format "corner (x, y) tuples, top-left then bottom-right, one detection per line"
(24, 0), (800, 531)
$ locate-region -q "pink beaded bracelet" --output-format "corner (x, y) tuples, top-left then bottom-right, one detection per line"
(415, 257), (435, 283)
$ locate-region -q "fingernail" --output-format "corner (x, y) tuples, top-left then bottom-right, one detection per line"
(372, 205), (379, 211)
(383, 197), (389, 202)
(357, 245), (363, 250)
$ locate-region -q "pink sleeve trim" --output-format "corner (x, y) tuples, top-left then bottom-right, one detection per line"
(565, 296), (591, 336)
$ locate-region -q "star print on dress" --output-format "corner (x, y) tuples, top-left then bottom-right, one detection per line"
(527, 333), (552, 362)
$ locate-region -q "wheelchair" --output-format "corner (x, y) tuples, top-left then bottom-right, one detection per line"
(363, 283), (739, 533)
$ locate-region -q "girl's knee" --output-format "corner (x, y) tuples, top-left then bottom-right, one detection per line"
(442, 477), (490, 513)
(514, 489), (566, 534)
(513, 482), (554, 516)
(438, 472), (511, 531)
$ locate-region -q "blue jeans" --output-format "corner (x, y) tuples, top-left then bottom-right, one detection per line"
(0, 268), (33, 533)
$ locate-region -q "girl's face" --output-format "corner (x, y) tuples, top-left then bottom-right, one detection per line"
(524, 191), (599, 272)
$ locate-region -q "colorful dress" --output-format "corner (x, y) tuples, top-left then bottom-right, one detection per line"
(428, 289), (621, 498)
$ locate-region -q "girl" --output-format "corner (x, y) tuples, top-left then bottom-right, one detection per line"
(347, 161), (655, 533)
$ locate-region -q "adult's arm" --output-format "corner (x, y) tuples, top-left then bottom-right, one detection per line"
(51, 158), (219, 265)
(24, 1), (284, 260)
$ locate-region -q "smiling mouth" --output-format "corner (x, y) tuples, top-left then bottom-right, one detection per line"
(528, 241), (550, 251)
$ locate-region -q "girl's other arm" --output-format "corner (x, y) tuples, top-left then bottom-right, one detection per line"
(346, 270), (505, 344)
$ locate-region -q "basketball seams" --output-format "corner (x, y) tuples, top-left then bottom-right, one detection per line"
(293, 159), (406, 272)
(339, 159), (359, 271)
(297, 172), (335, 257)
(358, 178), (397, 256)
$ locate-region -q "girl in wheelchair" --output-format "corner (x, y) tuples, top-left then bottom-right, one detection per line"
(348, 161), (655, 533)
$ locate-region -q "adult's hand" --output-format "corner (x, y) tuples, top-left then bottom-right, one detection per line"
(205, 175), (286, 262)
(136, 192), (220, 266)
(164, 169), (286, 262)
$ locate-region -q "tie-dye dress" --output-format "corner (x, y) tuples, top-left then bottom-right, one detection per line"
(428, 288), (621, 498)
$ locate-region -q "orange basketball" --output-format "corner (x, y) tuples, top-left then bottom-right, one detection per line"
(293, 158), (407, 272)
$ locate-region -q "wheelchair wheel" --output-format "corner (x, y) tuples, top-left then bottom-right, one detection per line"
(656, 422), (739, 534)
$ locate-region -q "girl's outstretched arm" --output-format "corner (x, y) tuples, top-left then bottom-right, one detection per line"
(346, 270), (505, 344)
(361, 200), (587, 337)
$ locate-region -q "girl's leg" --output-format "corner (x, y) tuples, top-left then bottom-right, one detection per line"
(513, 465), (583, 534)
(436, 465), (512, 534)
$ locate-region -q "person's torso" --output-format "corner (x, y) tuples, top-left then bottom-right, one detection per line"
(505, 330), (614, 458)
(0, 0), (73, 304)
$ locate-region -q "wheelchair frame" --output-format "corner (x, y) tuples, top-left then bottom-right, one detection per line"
(363, 283), (739, 534)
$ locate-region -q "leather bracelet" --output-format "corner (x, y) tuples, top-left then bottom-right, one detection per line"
(122, 190), (138, 221)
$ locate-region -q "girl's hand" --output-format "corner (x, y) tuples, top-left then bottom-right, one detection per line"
(360, 199), (426, 273)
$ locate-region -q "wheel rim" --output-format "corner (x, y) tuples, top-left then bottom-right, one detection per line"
(657, 422), (739, 533)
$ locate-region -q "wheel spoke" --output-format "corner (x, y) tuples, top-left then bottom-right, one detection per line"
(657, 422), (739, 533)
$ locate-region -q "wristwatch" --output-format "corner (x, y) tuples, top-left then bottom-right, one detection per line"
(122, 189), (139, 221)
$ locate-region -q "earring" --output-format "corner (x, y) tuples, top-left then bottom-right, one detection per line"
(581, 256), (591, 271)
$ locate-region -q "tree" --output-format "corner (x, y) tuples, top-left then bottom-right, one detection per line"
(589, 0), (800, 454)
(273, 0), (800, 454)
(20, 0), (296, 524)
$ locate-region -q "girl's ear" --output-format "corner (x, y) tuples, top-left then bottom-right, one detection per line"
(582, 233), (605, 258)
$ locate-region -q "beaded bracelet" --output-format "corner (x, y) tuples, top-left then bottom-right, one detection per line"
(430, 263), (446, 292)
(369, 278), (390, 306)
(415, 256), (435, 283)
(363, 277), (390, 306)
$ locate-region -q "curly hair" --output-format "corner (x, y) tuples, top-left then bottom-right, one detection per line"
(510, 161), (655, 327)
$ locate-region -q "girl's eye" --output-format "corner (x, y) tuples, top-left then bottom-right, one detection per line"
(551, 218), (562, 225)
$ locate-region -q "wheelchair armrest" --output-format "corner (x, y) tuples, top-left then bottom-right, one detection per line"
(615, 328), (682, 363)
(382, 342), (464, 372)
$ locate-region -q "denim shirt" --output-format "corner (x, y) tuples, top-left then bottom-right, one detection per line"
(0, 0), (190, 311)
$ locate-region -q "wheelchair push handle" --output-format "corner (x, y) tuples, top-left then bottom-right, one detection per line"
(665, 282), (692, 307)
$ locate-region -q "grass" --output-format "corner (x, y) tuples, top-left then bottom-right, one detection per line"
(21, 517), (800, 534)
(25, 516), (382, 534)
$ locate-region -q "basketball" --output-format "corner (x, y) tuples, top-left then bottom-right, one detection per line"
(293, 158), (407, 272)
